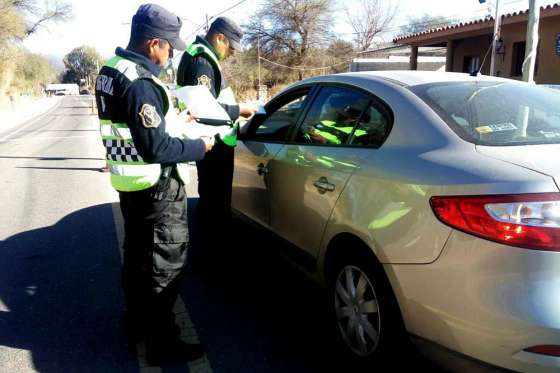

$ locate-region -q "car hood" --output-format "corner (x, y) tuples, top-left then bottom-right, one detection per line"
(476, 144), (560, 190)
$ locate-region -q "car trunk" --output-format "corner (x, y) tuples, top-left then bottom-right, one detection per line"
(476, 144), (560, 190)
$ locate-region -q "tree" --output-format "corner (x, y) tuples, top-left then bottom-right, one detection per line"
(0, 0), (71, 96)
(62, 46), (103, 87)
(13, 50), (57, 94)
(0, 0), (25, 42)
(10, 0), (72, 35)
(400, 13), (457, 35)
(325, 39), (354, 73)
(346, 0), (398, 51)
(245, 0), (334, 80)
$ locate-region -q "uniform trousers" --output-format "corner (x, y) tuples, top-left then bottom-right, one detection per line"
(195, 141), (234, 254)
(119, 170), (188, 342)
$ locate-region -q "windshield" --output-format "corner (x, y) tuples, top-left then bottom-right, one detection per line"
(410, 81), (560, 146)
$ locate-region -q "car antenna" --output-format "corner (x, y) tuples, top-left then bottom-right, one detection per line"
(470, 37), (494, 77)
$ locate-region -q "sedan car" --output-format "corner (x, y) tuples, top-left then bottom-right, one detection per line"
(231, 71), (560, 372)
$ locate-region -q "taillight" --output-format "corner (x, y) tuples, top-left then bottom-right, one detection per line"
(524, 345), (560, 357)
(430, 193), (560, 251)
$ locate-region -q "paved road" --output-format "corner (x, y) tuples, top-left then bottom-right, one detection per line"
(0, 96), (448, 372)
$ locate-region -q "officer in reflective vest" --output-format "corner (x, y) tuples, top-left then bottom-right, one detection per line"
(176, 17), (256, 265)
(95, 4), (213, 366)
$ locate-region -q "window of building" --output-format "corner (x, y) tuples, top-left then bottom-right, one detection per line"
(511, 41), (526, 76)
(463, 56), (480, 74)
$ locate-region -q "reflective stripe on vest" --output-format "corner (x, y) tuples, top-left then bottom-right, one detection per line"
(183, 42), (239, 146)
(184, 42), (222, 96)
(185, 43), (221, 70)
(99, 56), (189, 191)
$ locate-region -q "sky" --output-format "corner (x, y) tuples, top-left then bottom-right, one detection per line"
(22, 0), (559, 63)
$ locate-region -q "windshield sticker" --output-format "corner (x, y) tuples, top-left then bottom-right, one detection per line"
(475, 123), (517, 134)
(539, 130), (560, 138)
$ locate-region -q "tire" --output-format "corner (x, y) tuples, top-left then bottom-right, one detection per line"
(327, 248), (406, 365)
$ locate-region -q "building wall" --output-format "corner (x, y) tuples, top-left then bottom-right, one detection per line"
(350, 61), (445, 72)
(448, 15), (560, 83)
(497, 16), (560, 84)
(452, 35), (492, 75)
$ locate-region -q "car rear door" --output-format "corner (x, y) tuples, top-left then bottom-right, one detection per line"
(269, 85), (372, 259)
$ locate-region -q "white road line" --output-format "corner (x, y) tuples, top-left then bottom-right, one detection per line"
(111, 202), (212, 372)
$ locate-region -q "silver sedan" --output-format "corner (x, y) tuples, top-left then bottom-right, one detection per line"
(232, 71), (560, 372)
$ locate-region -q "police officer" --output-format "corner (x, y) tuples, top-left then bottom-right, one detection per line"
(176, 17), (255, 263)
(95, 4), (213, 365)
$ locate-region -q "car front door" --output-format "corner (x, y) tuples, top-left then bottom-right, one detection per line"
(232, 88), (311, 229)
(269, 85), (371, 259)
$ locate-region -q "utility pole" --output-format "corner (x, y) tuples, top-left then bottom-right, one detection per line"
(257, 32), (261, 88)
(204, 14), (209, 33)
(523, 0), (541, 83)
(489, 0), (502, 76)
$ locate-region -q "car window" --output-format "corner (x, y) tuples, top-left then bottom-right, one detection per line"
(349, 103), (391, 147)
(411, 81), (560, 145)
(251, 93), (308, 142)
(294, 86), (370, 146)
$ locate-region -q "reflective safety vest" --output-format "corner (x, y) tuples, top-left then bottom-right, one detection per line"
(97, 55), (190, 192)
(310, 120), (368, 145)
(182, 42), (239, 146)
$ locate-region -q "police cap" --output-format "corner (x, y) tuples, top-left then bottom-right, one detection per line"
(208, 17), (243, 51)
(132, 3), (186, 50)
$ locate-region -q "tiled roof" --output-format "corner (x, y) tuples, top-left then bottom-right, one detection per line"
(394, 3), (560, 43)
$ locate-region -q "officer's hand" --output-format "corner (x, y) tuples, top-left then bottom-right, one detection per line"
(180, 111), (197, 123)
(239, 103), (257, 118)
(201, 136), (215, 152)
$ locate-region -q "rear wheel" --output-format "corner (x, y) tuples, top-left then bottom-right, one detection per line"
(334, 264), (381, 357)
(328, 249), (406, 364)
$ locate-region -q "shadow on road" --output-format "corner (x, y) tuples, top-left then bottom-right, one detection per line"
(0, 197), (448, 372)
(183, 198), (446, 373)
(0, 203), (137, 372)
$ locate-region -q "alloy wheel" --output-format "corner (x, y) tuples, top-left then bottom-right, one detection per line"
(334, 265), (381, 357)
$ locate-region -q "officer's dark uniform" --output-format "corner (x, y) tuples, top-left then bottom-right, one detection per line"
(177, 20), (243, 260)
(95, 4), (205, 365)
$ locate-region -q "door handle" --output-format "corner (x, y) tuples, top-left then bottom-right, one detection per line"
(313, 177), (335, 193)
(257, 163), (269, 176)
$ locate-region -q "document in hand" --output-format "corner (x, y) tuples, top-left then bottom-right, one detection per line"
(174, 86), (231, 122)
(171, 86), (234, 141)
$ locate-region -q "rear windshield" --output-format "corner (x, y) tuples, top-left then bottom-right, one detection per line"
(410, 81), (560, 146)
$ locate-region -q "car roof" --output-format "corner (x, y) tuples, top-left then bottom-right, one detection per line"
(296, 70), (515, 88)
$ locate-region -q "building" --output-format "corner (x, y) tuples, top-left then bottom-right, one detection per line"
(393, 3), (560, 84)
(45, 84), (79, 96)
(350, 45), (446, 72)
(351, 55), (446, 72)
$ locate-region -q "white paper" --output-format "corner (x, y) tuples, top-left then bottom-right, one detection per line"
(173, 85), (231, 121)
(167, 111), (232, 140)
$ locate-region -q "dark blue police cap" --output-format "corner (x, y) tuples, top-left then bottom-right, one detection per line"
(132, 3), (186, 50)
(208, 17), (244, 51)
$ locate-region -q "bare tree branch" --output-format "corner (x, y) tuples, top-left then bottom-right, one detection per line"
(25, 1), (72, 35)
(244, 0), (334, 79)
(346, 0), (398, 51)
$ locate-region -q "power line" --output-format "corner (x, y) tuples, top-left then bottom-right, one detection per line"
(341, 0), (528, 37)
(185, 0), (250, 39)
(259, 56), (351, 71)
(258, 44), (425, 72)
